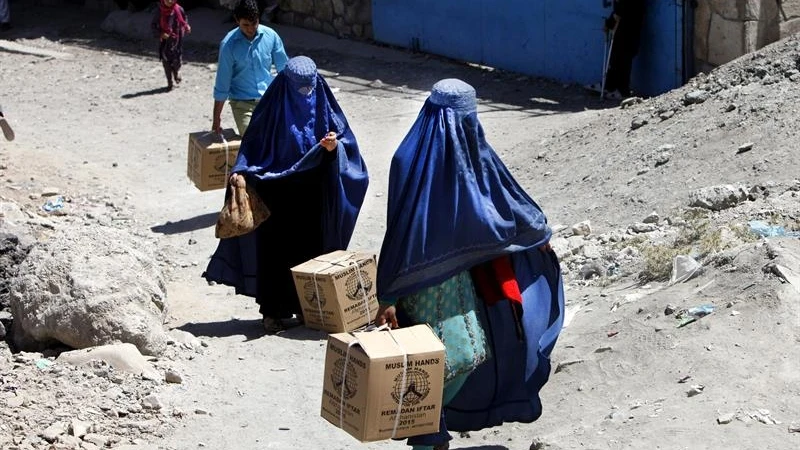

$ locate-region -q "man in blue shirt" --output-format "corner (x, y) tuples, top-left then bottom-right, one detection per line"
(212, 0), (289, 136)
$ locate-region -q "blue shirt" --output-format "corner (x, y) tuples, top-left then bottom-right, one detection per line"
(213, 25), (289, 102)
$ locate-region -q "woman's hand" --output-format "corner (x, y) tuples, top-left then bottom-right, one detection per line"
(538, 241), (552, 253)
(229, 173), (245, 188)
(376, 304), (398, 329)
(161, 32), (170, 40)
(185, 25), (192, 34)
(320, 131), (337, 152)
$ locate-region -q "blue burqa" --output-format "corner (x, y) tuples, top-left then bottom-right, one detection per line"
(377, 79), (565, 435)
(204, 57), (369, 313)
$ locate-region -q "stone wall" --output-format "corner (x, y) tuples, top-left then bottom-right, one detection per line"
(778, 0), (800, 35)
(71, 0), (373, 39)
(275, 0), (372, 39)
(694, 0), (784, 73)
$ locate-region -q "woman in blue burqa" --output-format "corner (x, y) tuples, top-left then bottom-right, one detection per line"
(376, 79), (564, 450)
(204, 56), (369, 334)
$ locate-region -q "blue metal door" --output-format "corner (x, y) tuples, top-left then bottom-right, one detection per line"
(631, 0), (685, 96)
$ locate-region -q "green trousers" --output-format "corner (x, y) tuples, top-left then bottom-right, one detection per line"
(228, 99), (259, 136)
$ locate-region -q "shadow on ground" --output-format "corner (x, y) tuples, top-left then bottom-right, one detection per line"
(121, 86), (173, 99)
(458, 446), (510, 450)
(150, 212), (217, 235)
(6, 4), (615, 118)
(176, 319), (326, 342)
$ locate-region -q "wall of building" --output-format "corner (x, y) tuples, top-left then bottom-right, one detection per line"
(275, 0), (371, 40)
(694, 0), (783, 73)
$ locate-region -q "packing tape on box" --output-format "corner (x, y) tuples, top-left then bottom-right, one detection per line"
(219, 133), (230, 183)
(353, 263), (374, 329)
(338, 325), (408, 438)
(311, 253), (352, 326)
(312, 271), (326, 326)
(310, 254), (375, 329)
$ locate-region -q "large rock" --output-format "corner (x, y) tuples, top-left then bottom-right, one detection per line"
(9, 225), (168, 355)
(688, 184), (750, 211)
(0, 230), (32, 310)
(57, 343), (160, 380)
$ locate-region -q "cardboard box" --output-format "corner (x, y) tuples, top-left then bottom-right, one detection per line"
(290, 251), (379, 333)
(321, 325), (446, 442)
(187, 129), (241, 191)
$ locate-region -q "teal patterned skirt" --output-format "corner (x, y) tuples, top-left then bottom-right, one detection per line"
(397, 271), (490, 381)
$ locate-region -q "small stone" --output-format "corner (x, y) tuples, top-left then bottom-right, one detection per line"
(620, 97), (642, 108)
(571, 220), (591, 236)
(112, 162), (118, 167)
(69, 419), (90, 438)
(83, 433), (109, 447)
(530, 439), (549, 450)
(664, 305), (676, 316)
(195, 408), (210, 415)
(657, 144), (675, 152)
(141, 394), (163, 410)
(127, 403), (143, 414)
(659, 109), (675, 120)
(687, 385), (705, 397)
(789, 423), (800, 433)
(187, 238), (197, 245)
(631, 117), (648, 130)
(165, 370), (183, 384)
(655, 152), (671, 167)
(57, 435), (82, 447)
(724, 104), (736, 112)
(684, 90), (710, 105)
(595, 346), (613, 353)
(629, 222), (657, 233)
(579, 262), (605, 280)
(737, 142), (754, 154)
(41, 423), (66, 443)
(369, 79), (383, 88)
(642, 211), (659, 224)
(6, 394), (24, 408)
(717, 413), (736, 424)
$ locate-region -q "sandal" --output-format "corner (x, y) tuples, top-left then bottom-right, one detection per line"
(262, 317), (284, 335)
(279, 314), (304, 329)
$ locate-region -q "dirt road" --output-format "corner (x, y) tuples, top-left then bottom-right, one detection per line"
(1, 4), (599, 449)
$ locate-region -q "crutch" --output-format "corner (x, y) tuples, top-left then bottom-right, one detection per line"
(600, 28), (615, 99)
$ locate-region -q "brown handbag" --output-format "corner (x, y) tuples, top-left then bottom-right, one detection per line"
(215, 174), (270, 239)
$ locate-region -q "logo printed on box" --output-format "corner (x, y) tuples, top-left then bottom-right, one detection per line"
(213, 154), (234, 173)
(303, 280), (328, 307)
(345, 270), (373, 302)
(390, 367), (431, 406)
(331, 358), (359, 399)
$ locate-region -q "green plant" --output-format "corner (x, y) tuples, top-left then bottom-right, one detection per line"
(730, 223), (759, 243)
(639, 244), (688, 282)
